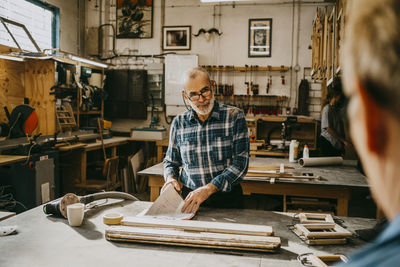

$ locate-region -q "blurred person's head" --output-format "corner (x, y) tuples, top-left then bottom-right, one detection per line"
(342, 0), (400, 219)
(328, 77), (344, 107)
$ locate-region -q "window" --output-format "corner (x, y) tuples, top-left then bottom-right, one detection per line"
(0, 0), (59, 51)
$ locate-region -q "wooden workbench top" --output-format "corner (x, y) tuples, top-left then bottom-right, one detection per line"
(0, 155), (28, 166)
(57, 137), (130, 152)
(139, 157), (368, 188)
(0, 201), (376, 267)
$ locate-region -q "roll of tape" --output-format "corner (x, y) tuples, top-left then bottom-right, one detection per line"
(103, 213), (123, 225)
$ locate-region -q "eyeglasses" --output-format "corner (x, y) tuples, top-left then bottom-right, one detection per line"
(185, 87), (212, 101)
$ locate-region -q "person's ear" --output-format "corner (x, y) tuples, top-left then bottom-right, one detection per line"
(357, 79), (388, 155)
(182, 90), (188, 100)
(210, 80), (216, 93)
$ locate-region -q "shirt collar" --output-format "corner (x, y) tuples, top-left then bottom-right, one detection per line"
(188, 100), (221, 123)
(376, 213), (400, 244)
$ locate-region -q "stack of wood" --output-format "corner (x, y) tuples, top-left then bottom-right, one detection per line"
(291, 213), (352, 245)
(105, 216), (281, 252)
(245, 164), (320, 183)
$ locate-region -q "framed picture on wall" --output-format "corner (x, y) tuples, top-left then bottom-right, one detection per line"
(248, 18), (272, 57)
(116, 0), (153, 38)
(162, 26), (191, 50)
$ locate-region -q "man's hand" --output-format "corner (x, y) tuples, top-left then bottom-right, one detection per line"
(161, 175), (181, 194)
(182, 183), (218, 214)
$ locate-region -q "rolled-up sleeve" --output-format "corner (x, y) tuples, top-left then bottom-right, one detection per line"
(163, 117), (181, 181)
(211, 110), (249, 192)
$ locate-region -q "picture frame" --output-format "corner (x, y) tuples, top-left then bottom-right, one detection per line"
(248, 18), (272, 57)
(116, 0), (153, 38)
(162, 26), (191, 50)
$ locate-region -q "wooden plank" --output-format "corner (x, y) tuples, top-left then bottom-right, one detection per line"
(57, 143), (86, 151)
(122, 216), (274, 236)
(248, 164), (294, 171)
(106, 226), (280, 252)
(24, 59), (55, 135)
(298, 213), (334, 224)
(0, 155), (28, 166)
(0, 59), (25, 124)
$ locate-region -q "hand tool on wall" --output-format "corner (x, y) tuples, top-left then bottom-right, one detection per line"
(245, 64), (249, 95)
(218, 65), (224, 95)
(266, 65), (271, 94)
(252, 65), (259, 95)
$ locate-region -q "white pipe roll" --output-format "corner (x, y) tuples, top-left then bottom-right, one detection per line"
(298, 157), (343, 167)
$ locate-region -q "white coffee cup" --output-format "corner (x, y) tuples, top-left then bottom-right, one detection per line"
(67, 203), (85, 227)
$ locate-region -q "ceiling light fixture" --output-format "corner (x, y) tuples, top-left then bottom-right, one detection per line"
(70, 55), (108, 68)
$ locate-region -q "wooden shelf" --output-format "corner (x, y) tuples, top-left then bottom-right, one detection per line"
(216, 95), (288, 100)
(202, 65), (290, 72)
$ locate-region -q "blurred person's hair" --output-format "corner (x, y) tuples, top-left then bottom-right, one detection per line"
(342, 0), (400, 122)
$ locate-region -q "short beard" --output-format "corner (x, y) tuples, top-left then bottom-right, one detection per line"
(188, 97), (215, 115)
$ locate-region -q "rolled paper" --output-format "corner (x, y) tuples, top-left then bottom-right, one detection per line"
(298, 157), (343, 167)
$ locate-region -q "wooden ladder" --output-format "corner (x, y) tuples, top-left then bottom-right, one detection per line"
(56, 103), (77, 132)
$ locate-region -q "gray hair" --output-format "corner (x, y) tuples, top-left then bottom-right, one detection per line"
(182, 67), (211, 89)
(342, 0), (400, 122)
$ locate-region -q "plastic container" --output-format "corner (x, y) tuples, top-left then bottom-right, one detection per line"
(303, 145), (309, 159)
(289, 140), (299, 163)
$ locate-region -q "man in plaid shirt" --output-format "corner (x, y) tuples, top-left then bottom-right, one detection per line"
(162, 67), (249, 214)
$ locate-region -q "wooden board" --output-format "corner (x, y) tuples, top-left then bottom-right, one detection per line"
(24, 59), (56, 135)
(58, 143), (87, 151)
(248, 164), (294, 170)
(122, 216), (274, 236)
(0, 59), (25, 124)
(106, 226), (280, 253)
(0, 155), (28, 166)
(299, 213), (334, 224)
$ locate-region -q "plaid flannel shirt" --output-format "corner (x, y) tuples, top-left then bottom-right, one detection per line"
(163, 101), (249, 192)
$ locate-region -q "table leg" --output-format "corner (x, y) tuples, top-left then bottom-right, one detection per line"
(81, 151), (87, 185)
(157, 145), (163, 163)
(148, 176), (164, 202)
(336, 197), (349, 216)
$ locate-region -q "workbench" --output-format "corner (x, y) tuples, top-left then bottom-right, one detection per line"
(0, 155), (28, 166)
(0, 200), (376, 267)
(128, 137), (169, 163)
(138, 158), (369, 216)
(58, 137), (130, 192)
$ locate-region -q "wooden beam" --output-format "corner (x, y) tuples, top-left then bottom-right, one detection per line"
(122, 216), (274, 236)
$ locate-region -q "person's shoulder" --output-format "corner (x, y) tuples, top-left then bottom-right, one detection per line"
(172, 110), (191, 126)
(219, 103), (245, 118)
(344, 238), (400, 267)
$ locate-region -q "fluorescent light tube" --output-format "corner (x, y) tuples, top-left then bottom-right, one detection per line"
(201, 0), (249, 2)
(0, 55), (24, 61)
(70, 55), (108, 68)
